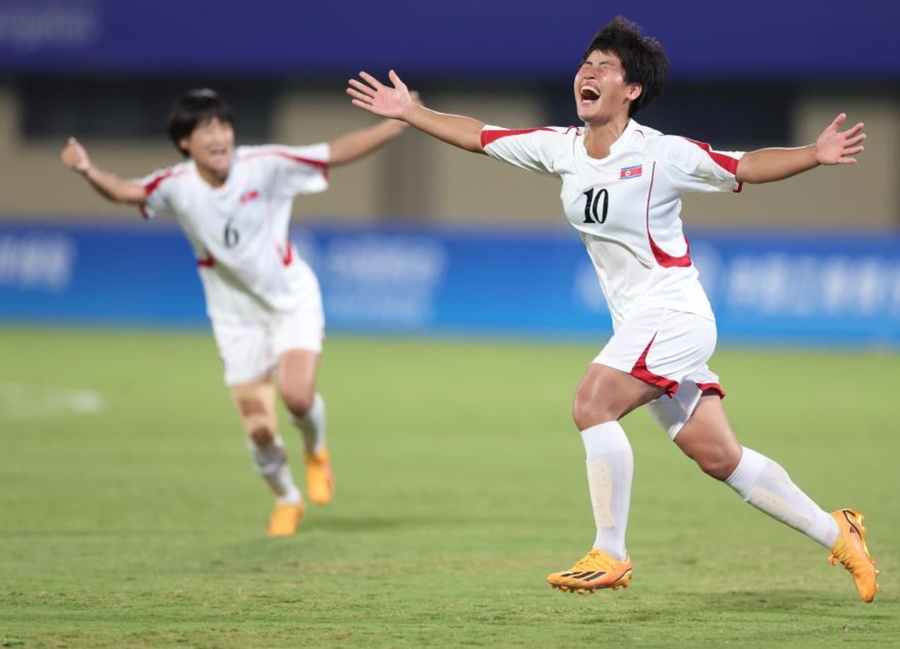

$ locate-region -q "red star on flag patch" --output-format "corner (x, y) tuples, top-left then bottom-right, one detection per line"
(619, 164), (642, 179)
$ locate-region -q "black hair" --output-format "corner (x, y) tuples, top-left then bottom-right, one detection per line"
(581, 16), (668, 117)
(165, 88), (235, 157)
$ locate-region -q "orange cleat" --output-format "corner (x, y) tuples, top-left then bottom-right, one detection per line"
(829, 509), (880, 603)
(547, 549), (632, 594)
(267, 501), (305, 537)
(305, 446), (336, 505)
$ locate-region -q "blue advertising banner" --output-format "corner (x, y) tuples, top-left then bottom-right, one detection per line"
(0, 0), (897, 81)
(1, 221), (898, 348)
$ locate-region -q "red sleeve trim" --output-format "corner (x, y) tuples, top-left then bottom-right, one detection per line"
(140, 169), (184, 219)
(143, 170), (175, 198)
(480, 127), (554, 148)
(683, 138), (740, 175)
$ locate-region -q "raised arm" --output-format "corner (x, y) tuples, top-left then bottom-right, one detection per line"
(328, 115), (409, 167)
(348, 70), (486, 154)
(60, 137), (146, 205)
(735, 113), (865, 184)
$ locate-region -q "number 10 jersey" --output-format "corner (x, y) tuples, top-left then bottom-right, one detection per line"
(481, 120), (744, 329)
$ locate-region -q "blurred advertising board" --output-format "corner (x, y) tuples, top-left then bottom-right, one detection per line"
(1, 221), (898, 348)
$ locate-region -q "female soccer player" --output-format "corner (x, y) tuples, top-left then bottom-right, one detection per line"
(61, 88), (412, 537)
(347, 17), (879, 601)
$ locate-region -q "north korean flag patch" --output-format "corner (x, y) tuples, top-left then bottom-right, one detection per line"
(619, 164), (642, 179)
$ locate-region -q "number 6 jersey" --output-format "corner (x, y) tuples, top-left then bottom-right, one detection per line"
(481, 120), (744, 329)
(138, 144), (330, 323)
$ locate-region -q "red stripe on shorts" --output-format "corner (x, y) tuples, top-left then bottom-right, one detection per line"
(630, 333), (679, 396)
(697, 382), (726, 398)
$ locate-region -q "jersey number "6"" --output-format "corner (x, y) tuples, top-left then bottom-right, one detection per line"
(224, 219), (240, 248)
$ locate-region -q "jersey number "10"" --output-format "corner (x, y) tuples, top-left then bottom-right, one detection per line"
(582, 188), (609, 224)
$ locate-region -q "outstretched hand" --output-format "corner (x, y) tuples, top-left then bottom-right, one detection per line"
(816, 113), (865, 165)
(61, 137), (91, 173)
(347, 70), (415, 121)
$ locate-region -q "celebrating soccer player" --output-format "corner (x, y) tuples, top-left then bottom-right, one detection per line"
(347, 16), (879, 601)
(61, 88), (413, 537)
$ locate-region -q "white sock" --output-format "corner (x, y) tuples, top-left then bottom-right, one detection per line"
(726, 447), (838, 548)
(292, 393), (326, 455)
(581, 421), (633, 561)
(248, 436), (301, 504)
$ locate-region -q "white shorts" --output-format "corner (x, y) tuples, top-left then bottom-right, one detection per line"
(594, 308), (725, 439)
(210, 298), (325, 386)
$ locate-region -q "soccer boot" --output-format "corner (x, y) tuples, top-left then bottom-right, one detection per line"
(547, 549), (632, 594)
(267, 501), (306, 537)
(829, 508), (880, 602)
(305, 446), (336, 505)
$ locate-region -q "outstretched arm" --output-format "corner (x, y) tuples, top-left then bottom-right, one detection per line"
(328, 112), (410, 167)
(348, 70), (486, 154)
(736, 113), (865, 184)
(60, 137), (147, 205)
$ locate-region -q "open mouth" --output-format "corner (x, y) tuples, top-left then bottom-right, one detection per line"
(580, 86), (600, 102)
(209, 148), (229, 162)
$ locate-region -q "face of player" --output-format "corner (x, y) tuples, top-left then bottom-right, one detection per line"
(574, 50), (642, 125)
(179, 117), (235, 186)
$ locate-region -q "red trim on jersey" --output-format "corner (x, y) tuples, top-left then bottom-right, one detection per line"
(139, 169), (180, 219)
(631, 334), (679, 396)
(197, 252), (215, 268)
(144, 170), (175, 197)
(281, 239), (293, 266)
(683, 138), (740, 174)
(697, 382), (726, 399)
(645, 162), (692, 268)
(480, 127), (554, 148)
(239, 149), (329, 180)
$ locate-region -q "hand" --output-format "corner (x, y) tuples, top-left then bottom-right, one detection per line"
(61, 137), (91, 173)
(347, 70), (416, 121)
(815, 113), (865, 165)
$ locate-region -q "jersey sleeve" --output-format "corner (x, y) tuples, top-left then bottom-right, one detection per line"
(651, 135), (745, 193)
(259, 144), (330, 198)
(137, 167), (178, 220)
(480, 126), (565, 176)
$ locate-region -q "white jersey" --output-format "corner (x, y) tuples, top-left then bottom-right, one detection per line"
(481, 119), (744, 329)
(139, 144), (329, 323)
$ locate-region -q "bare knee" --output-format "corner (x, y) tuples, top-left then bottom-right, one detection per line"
(572, 391), (617, 431)
(281, 388), (314, 418)
(673, 395), (742, 480)
(685, 443), (741, 481)
(572, 367), (661, 431)
(249, 425), (274, 447)
(238, 398), (276, 446)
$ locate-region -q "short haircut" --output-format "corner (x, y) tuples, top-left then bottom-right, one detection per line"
(165, 88), (235, 157)
(581, 16), (668, 117)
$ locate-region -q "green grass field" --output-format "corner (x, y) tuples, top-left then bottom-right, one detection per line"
(0, 327), (897, 648)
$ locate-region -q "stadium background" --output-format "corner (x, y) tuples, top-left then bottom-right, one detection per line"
(0, 0), (899, 345)
(1, 3), (899, 647)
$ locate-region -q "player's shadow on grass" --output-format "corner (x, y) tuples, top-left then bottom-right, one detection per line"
(677, 590), (880, 614)
(305, 513), (479, 534)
